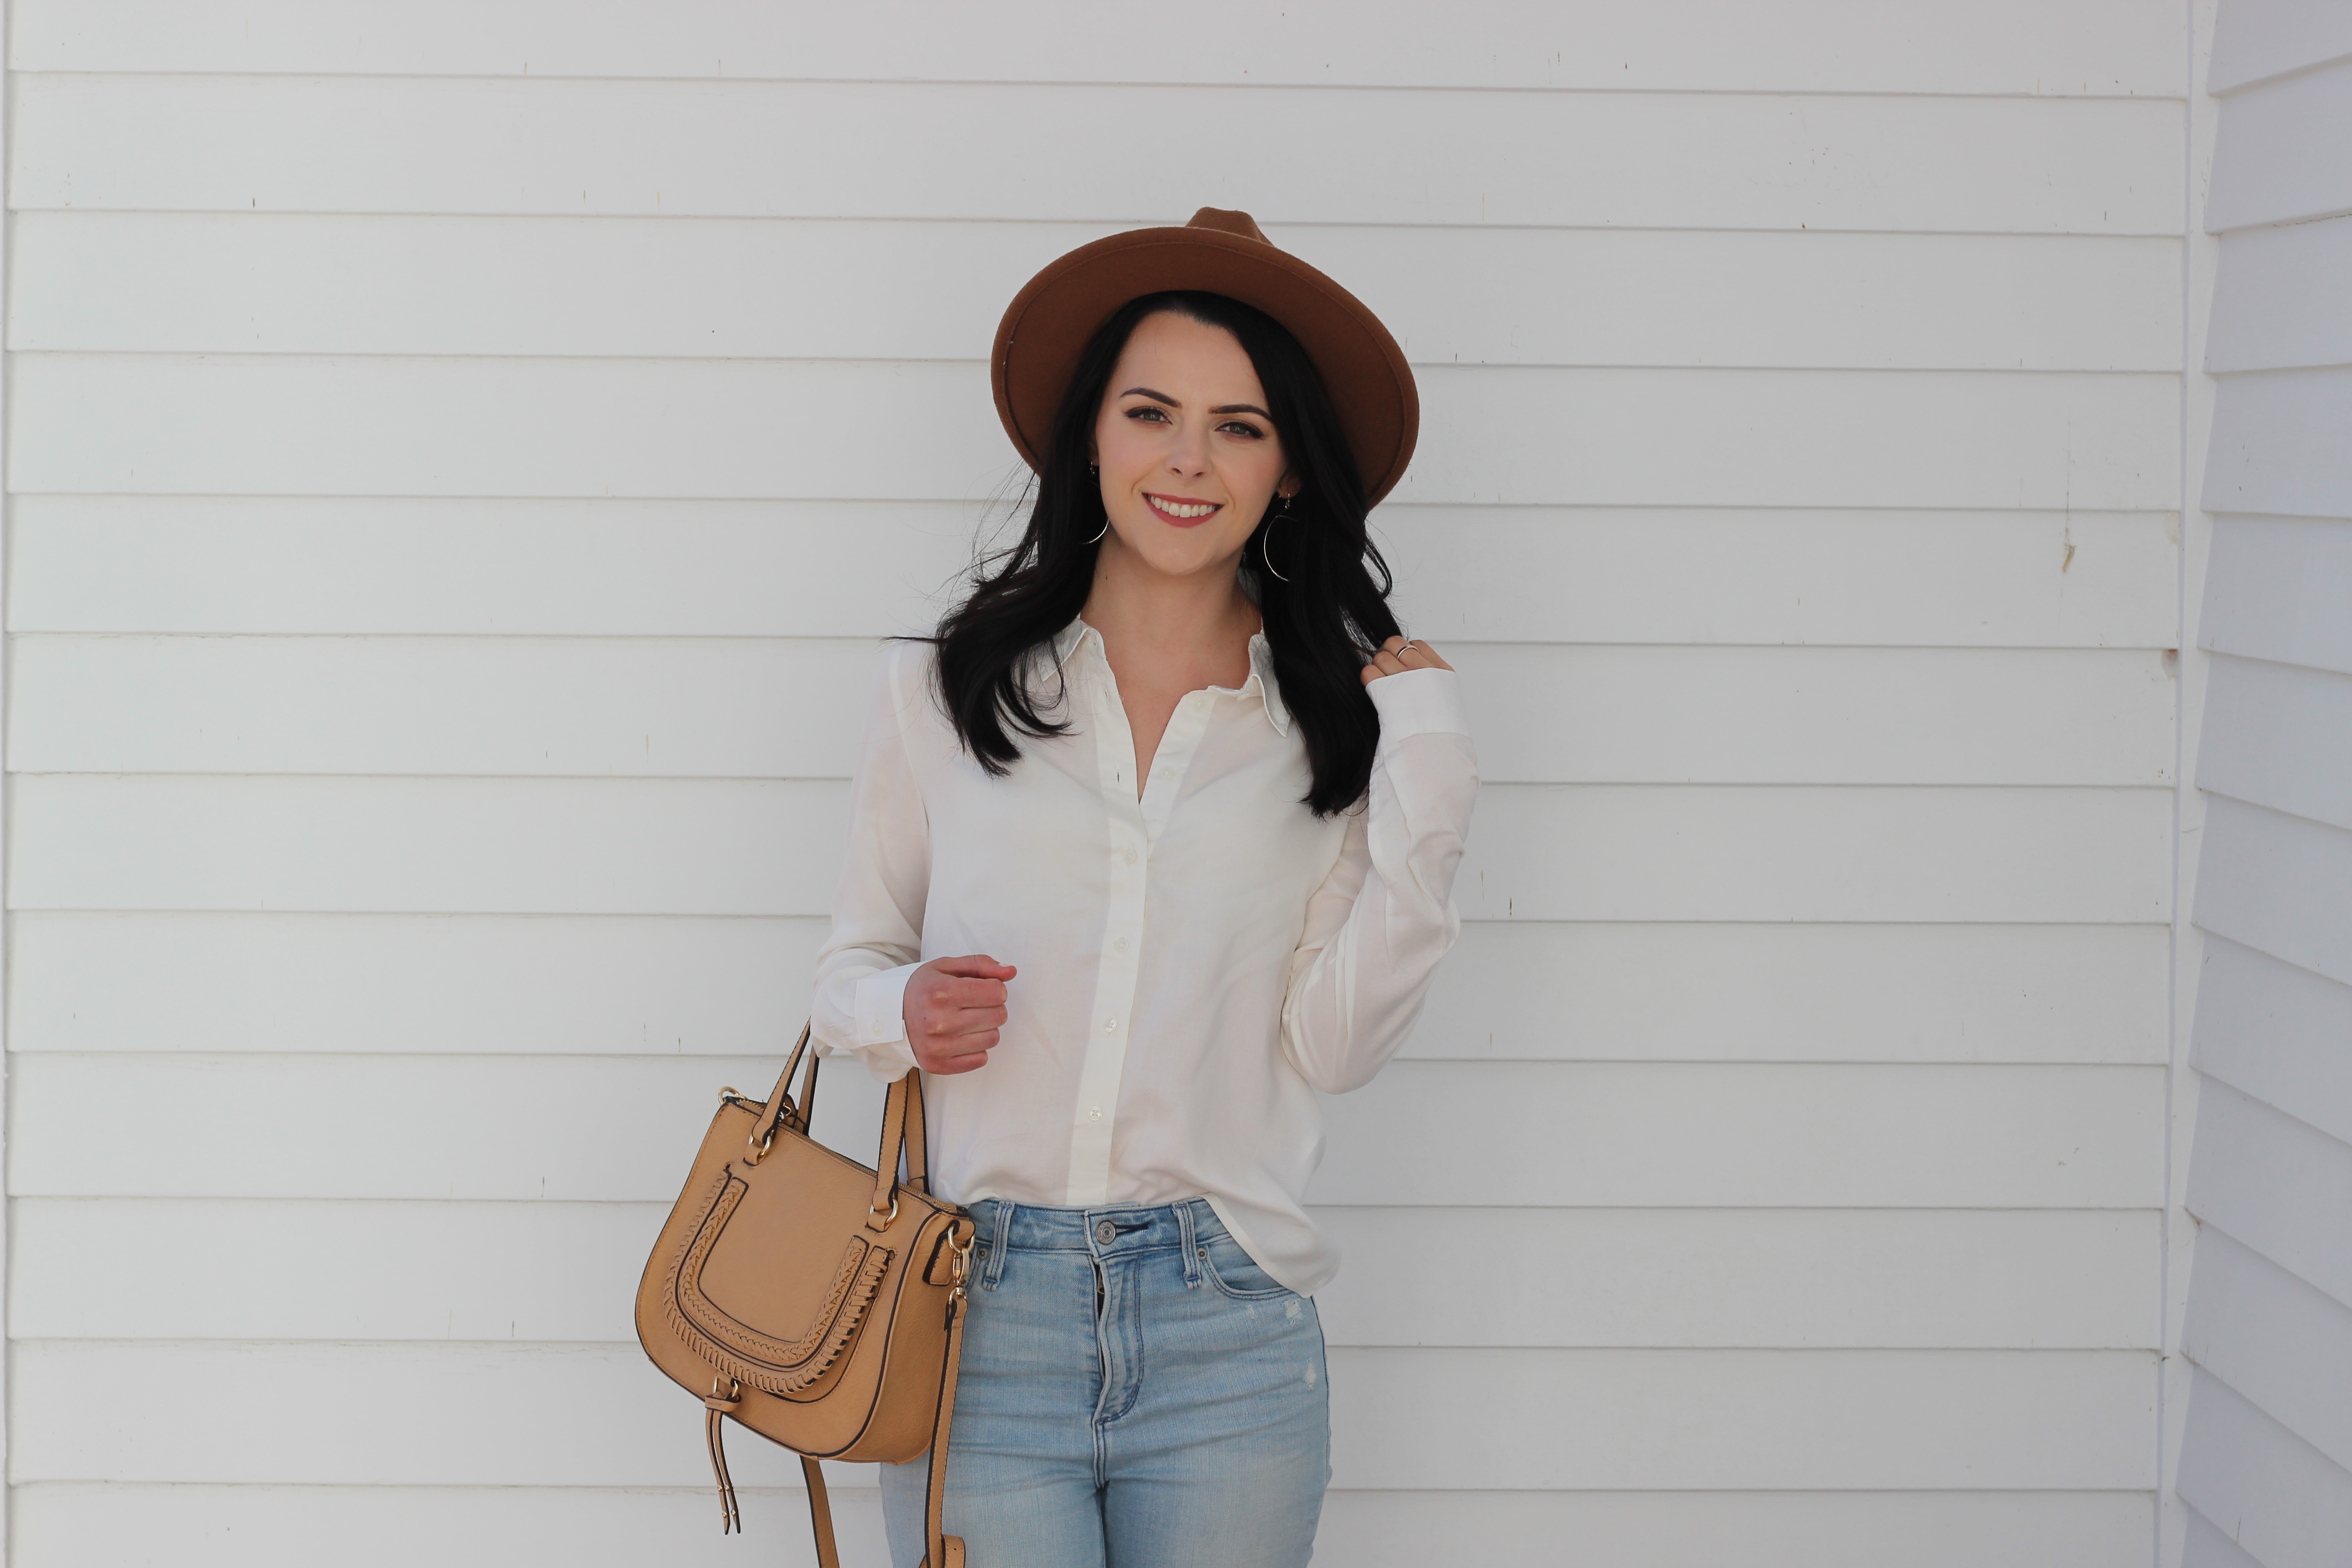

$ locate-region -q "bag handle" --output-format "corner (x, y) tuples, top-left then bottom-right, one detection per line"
(746, 1024), (823, 1161)
(747, 1022), (932, 1225)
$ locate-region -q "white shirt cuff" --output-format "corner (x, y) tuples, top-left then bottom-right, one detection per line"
(1367, 666), (1470, 757)
(853, 960), (924, 1046)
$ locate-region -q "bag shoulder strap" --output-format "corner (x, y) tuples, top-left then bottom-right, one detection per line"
(796, 1279), (968, 1568)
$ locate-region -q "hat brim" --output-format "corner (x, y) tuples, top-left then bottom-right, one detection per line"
(990, 226), (1418, 506)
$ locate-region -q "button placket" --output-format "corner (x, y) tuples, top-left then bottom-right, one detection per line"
(1065, 642), (1150, 1206)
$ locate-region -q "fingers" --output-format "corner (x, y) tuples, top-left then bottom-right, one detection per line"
(936, 975), (1008, 1009)
(918, 1028), (1000, 1074)
(930, 953), (1017, 981)
(906, 954), (1015, 1074)
(920, 1004), (1008, 1036)
(1361, 634), (1453, 684)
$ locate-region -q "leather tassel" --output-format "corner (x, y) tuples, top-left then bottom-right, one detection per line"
(702, 1380), (745, 1534)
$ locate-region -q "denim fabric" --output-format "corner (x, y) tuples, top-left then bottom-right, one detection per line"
(879, 1197), (1332, 1568)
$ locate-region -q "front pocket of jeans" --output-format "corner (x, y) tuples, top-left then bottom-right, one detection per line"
(1197, 1235), (1292, 1300)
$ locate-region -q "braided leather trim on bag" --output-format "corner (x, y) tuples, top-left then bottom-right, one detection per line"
(666, 1170), (894, 1396)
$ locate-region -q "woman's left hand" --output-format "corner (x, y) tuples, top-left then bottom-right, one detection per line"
(1361, 635), (1453, 686)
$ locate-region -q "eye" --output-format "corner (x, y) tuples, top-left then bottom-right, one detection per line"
(1125, 405), (1171, 424)
(1218, 420), (1266, 440)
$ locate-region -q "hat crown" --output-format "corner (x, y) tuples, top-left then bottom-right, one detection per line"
(1184, 206), (1269, 245)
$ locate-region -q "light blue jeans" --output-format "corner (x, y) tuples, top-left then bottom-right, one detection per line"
(879, 1197), (1331, 1568)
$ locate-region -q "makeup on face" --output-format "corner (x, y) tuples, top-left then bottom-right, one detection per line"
(1093, 313), (1292, 562)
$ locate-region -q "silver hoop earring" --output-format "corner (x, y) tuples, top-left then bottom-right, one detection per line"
(1082, 465), (1108, 544)
(1261, 494), (1294, 582)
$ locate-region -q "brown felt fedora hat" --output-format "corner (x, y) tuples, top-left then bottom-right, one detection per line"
(991, 208), (1419, 505)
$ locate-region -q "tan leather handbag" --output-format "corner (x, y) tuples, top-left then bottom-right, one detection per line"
(636, 1025), (974, 1567)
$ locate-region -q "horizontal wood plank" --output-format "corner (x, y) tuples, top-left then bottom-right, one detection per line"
(8, 1198), (2158, 1350)
(1318, 1062), (2161, 1210)
(11, 912), (2169, 1065)
(2176, 1369), (2352, 1568)
(8, 212), (2186, 373)
(6, 0), (2188, 96)
(11, 775), (2174, 922)
(10, 496), (2187, 650)
(1420, 921), (2167, 1063)
(2190, 935), (2352, 1147)
(2202, 369), (2352, 518)
(6, 1055), (2164, 1208)
(9, 75), (2186, 234)
(8, 773), (852, 915)
(6, 1481), (2158, 1568)
(2182, 1225), (2352, 1472)
(2202, 515), (2352, 675)
(2193, 795), (2352, 988)
(2205, 56), (2352, 231)
(10, 635), (2180, 786)
(1459, 784), (2172, 924)
(2207, 216), (2352, 372)
(1327, 1347), (2155, 1491)
(1387, 508), (2182, 649)
(1313, 1490), (2152, 1568)
(5, 1338), (2156, 1490)
(2184, 1079), (2352, 1311)
(10, 353), (2184, 510)
(9, 911), (835, 1058)
(2211, 0), (2352, 93)
(2196, 653), (2352, 832)
(6, 634), (888, 781)
(7, 496), (975, 639)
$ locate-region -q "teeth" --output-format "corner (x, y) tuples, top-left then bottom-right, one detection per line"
(1152, 497), (1218, 519)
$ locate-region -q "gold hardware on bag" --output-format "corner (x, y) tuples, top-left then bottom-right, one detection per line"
(948, 1228), (975, 1304)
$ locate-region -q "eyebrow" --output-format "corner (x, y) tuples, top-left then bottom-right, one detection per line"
(1119, 386), (1274, 421)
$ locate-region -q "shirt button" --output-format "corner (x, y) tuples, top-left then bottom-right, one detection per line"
(1095, 1220), (1118, 1245)
(1088, 1105), (1104, 1122)
(1121, 848), (1138, 865)
(1113, 936), (1129, 953)
(1103, 1017), (1119, 1034)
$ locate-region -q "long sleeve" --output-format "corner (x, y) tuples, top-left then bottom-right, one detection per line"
(809, 641), (932, 1082)
(1277, 666), (1479, 1093)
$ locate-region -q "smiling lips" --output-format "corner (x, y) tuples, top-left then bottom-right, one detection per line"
(1145, 493), (1225, 526)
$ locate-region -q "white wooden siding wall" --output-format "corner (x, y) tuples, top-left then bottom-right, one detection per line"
(2176, 3), (2352, 1566)
(3, 4), (2189, 1563)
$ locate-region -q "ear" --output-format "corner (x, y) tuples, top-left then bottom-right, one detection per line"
(1277, 473), (1303, 499)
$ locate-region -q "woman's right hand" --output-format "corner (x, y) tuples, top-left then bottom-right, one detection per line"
(902, 955), (1016, 1074)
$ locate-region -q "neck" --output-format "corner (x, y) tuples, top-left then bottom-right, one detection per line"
(1079, 539), (1260, 659)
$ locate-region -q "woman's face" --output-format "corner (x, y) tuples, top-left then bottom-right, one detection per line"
(1091, 310), (1298, 580)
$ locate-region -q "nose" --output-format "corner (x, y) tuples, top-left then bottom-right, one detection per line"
(1166, 419), (1211, 477)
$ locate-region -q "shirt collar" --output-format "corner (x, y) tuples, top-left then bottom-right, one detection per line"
(1050, 617), (1292, 738)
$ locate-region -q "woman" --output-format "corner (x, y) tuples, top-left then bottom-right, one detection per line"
(811, 209), (1479, 1568)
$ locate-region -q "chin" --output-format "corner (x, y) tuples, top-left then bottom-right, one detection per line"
(1128, 531), (1246, 578)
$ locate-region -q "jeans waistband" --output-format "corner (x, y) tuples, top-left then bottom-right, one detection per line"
(968, 1196), (1227, 1257)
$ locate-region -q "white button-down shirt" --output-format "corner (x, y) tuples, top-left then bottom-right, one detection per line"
(810, 618), (1478, 1293)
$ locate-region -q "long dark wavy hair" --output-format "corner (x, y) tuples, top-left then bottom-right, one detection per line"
(931, 290), (1402, 817)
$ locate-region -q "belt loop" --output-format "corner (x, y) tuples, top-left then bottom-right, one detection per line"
(1176, 1200), (1201, 1289)
(980, 1201), (1015, 1291)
